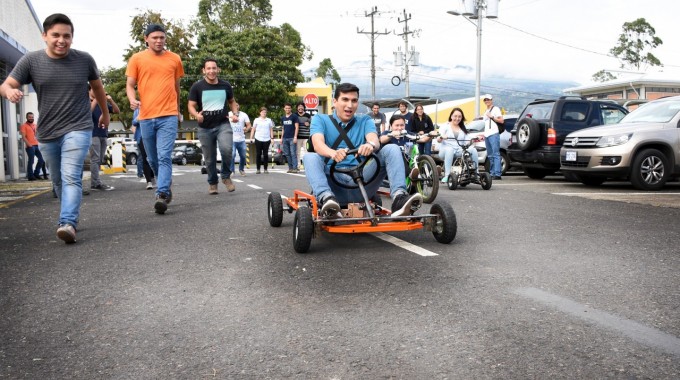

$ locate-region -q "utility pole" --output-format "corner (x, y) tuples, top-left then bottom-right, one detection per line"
(397, 9), (416, 98)
(357, 7), (389, 100)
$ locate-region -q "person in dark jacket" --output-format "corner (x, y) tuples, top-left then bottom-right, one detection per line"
(408, 103), (435, 155)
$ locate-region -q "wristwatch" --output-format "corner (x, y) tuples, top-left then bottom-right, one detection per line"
(367, 141), (378, 150)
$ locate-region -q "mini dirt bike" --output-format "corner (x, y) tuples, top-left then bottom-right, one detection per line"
(445, 138), (492, 190)
(267, 148), (457, 253)
(396, 132), (439, 203)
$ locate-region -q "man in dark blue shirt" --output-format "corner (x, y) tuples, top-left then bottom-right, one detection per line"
(89, 86), (120, 191)
(281, 103), (300, 173)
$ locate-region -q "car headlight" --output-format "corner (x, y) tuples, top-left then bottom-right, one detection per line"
(596, 133), (632, 147)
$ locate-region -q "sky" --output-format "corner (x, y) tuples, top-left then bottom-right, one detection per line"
(28, 0), (680, 90)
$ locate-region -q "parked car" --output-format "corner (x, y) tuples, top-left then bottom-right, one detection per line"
(270, 141), (288, 165)
(560, 95), (680, 190)
(432, 115), (518, 175)
(508, 96), (629, 179)
(173, 142), (202, 165)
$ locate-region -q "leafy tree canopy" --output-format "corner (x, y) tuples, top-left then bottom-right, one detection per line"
(315, 58), (341, 85)
(610, 18), (663, 71)
(591, 69), (617, 83)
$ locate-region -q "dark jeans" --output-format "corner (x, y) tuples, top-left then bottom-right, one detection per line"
(26, 145), (46, 179)
(255, 139), (270, 170)
(138, 138), (154, 182)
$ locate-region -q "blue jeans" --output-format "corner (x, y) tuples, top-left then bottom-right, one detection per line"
(39, 130), (91, 228)
(440, 144), (479, 179)
(302, 144), (407, 204)
(89, 136), (107, 187)
(485, 133), (501, 176)
(282, 138), (298, 170)
(135, 135), (144, 177)
(417, 140), (432, 155)
(140, 116), (177, 196)
(197, 123), (233, 185)
(231, 140), (246, 173)
(25, 145), (46, 179)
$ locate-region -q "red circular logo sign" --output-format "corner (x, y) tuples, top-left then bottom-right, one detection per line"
(303, 94), (319, 109)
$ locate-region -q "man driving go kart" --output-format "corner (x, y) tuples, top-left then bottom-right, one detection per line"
(302, 83), (422, 217)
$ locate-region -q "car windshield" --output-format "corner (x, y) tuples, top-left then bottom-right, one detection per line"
(520, 102), (554, 120)
(173, 145), (187, 152)
(619, 99), (680, 124)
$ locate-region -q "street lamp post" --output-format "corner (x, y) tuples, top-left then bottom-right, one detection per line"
(448, 0), (498, 118)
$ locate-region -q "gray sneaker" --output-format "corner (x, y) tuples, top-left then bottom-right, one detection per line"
(92, 183), (114, 191)
(320, 196), (341, 217)
(391, 193), (423, 216)
(56, 224), (76, 244)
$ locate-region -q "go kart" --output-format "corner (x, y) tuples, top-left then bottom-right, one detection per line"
(267, 148), (458, 253)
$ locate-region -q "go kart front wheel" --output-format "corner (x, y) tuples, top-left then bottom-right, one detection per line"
(293, 206), (314, 253)
(430, 202), (457, 244)
(268, 192), (284, 227)
(480, 172), (492, 190)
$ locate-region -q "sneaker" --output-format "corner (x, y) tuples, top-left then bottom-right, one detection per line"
(42, 174), (49, 180)
(92, 183), (114, 191)
(320, 196), (341, 216)
(56, 224), (76, 244)
(286, 169), (292, 173)
(154, 193), (169, 214)
(146, 182), (153, 190)
(82, 188), (90, 196)
(292, 169), (300, 173)
(209, 184), (218, 195)
(222, 178), (236, 192)
(409, 167), (420, 180)
(492, 176), (502, 180)
(140, 178), (147, 183)
(264, 169), (269, 174)
(391, 193), (423, 217)
(240, 170), (246, 176)
(441, 175), (448, 184)
(256, 170), (261, 174)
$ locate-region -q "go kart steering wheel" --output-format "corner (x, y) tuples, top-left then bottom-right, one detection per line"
(329, 148), (381, 189)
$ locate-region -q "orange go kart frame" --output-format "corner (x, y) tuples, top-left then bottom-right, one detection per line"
(267, 148), (457, 253)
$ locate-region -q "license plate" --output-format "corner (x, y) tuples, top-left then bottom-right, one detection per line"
(565, 151), (577, 161)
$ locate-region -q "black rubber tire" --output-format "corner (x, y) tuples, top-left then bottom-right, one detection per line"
(448, 172), (458, 190)
(523, 167), (554, 179)
(201, 167), (207, 174)
(293, 206), (314, 253)
(480, 172), (492, 190)
(578, 175), (606, 187)
(516, 118), (541, 151)
(128, 153), (138, 165)
(416, 155), (439, 203)
(630, 148), (669, 191)
(268, 192), (284, 227)
(430, 203), (457, 244)
(500, 152), (509, 176)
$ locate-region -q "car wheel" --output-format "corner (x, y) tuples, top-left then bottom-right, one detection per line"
(630, 148), (669, 191)
(480, 172), (492, 190)
(293, 206), (314, 253)
(516, 118), (540, 151)
(523, 167), (554, 179)
(127, 153), (138, 165)
(268, 192), (284, 227)
(500, 152), (509, 176)
(430, 202), (457, 244)
(181, 157), (187, 166)
(416, 155), (439, 203)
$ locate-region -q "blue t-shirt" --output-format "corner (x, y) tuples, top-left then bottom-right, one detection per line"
(281, 114), (299, 139)
(310, 113), (375, 168)
(92, 103), (114, 138)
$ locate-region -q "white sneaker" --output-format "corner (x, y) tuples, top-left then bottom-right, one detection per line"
(146, 182), (153, 190)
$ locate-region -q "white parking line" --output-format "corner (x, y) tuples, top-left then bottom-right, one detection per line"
(248, 184), (263, 190)
(515, 287), (680, 357)
(374, 233), (439, 257)
(554, 192), (680, 196)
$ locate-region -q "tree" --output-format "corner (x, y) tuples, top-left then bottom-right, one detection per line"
(591, 69), (617, 83)
(315, 58), (341, 85)
(610, 18), (663, 71)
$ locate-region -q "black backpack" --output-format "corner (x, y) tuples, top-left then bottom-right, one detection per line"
(491, 106), (505, 133)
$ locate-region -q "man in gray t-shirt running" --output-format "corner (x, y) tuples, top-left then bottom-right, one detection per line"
(0, 13), (110, 244)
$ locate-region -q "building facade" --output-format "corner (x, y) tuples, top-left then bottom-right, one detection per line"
(564, 71), (680, 101)
(1, 0), (43, 181)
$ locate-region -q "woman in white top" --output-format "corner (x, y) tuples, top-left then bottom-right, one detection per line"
(249, 107), (274, 174)
(436, 107), (479, 183)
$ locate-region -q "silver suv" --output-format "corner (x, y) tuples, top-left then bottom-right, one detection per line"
(560, 96), (680, 190)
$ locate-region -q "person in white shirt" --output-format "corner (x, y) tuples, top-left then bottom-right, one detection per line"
(482, 94), (504, 179)
(249, 107), (274, 174)
(229, 103), (251, 176)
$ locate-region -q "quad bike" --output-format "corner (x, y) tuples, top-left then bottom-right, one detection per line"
(443, 137), (492, 190)
(267, 148), (458, 253)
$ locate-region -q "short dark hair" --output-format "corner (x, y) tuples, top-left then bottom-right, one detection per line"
(284, 103), (292, 108)
(398, 100), (408, 107)
(203, 57), (218, 68)
(296, 101), (305, 109)
(26, 112), (34, 118)
(334, 83), (360, 100)
(372, 103), (380, 108)
(389, 114), (405, 126)
(43, 13), (73, 34)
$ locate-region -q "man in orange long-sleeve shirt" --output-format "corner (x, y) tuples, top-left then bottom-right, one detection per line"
(20, 112), (47, 180)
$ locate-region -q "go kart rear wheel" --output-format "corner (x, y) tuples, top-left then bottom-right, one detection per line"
(430, 203), (457, 244)
(416, 155), (439, 203)
(268, 192), (284, 227)
(480, 172), (492, 190)
(448, 173), (458, 190)
(293, 206), (314, 253)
